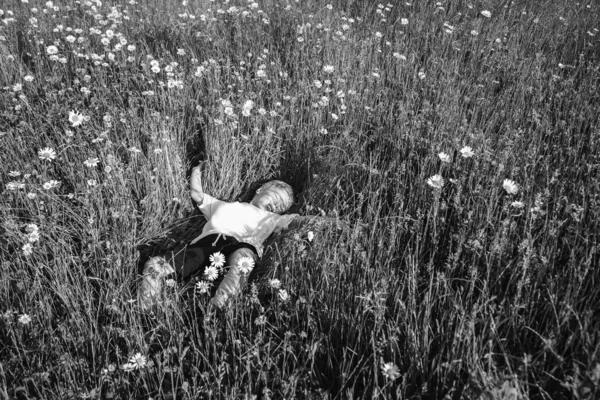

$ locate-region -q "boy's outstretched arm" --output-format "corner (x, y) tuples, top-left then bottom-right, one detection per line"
(190, 165), (204, 205)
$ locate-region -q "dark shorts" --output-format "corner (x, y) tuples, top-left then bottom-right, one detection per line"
(163, 234), (258, 280)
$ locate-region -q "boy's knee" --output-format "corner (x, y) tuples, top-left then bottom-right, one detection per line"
(227, 248), (257, 268)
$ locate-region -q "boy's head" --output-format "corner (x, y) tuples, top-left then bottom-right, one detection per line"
(250, 180), (294, 214)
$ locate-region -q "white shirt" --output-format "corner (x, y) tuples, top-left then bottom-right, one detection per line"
(190, 194), (298, 257)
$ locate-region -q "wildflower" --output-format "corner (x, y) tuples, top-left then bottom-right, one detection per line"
(401, 18), (409, 25)
(24, 75), (34, 82)
(196, 281), (211, 294)
(323, 65), (335, 73)
(393, 52), (407, 61)
(307, 231), (314, 242)
(128, 147), (142, 154)
(242, 100), (255, 117)
(27, 192), (37, 199)
(8, 171), (21, 177)
(22, 243), (33, 256)
(255, 315), (267, 326)
(209, 252), (225, 268)
(84, 157), (99, 167)
(42, 180), (60, 190)
(438, 152), (451, 163)
(121, 363), (136, 372)
(46, 45), (58, 55)
(443, 22), (455, 34)
(503, 179), (519, 195)
(38, 147), (57, 161)
(18, 314), (32, 325)
(128, 353), (147, 369)
(204, 266), (219, 281)
(87, 180), (97, 187)
(237, 256), (255, 274)
(459, 146), (474, 158)
(13, 83), (22, 92)
(68, 110), (84, 127)
(381, 362), (401, 380)
(165, 279), (176, 288)
(26, 224), (39, 234)
(269, 279), (281, 289)
(6, 181), (25, 190)
(28, 231), (40, 243)
(481, 10), (492, 18)
(278, 289), (290, 302)
(427, 174), (444, 189)
(511, 201), (524, 208)
(418, 70), (426, 80)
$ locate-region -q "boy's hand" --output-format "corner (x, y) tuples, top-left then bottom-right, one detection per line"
(190, 164), (204, 204)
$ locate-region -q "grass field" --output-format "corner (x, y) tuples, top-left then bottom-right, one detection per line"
(1, 0), (600, 398)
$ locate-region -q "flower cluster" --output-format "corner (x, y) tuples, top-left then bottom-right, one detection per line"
(21, 224), (41, 256)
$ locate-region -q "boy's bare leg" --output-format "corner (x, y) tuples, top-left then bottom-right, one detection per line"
(211, 248), (257, 309)
(139, 256), (175, 311)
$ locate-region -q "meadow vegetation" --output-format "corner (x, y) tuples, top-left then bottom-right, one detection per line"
(1, 0), (599, 398)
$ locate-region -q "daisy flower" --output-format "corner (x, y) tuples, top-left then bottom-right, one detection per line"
(196, 281), (211, 294)
(426, 174), (444, 189)
(511, 201), (524, 208)
(269, 279), (281, 289)
(278, 289), (290, 302)
(481, 10), (492, 18)
(25, 224), (39, 233)
(42, 180), (60, 190)
(323, 65), (335, 73)
(459, 146), (474, 158)
(38, 147), (57, 161)
(28, 231), (40, 243)
(18, 314), (32, 325)
(22, 243), (33, 256)
(438, 152), (451, 163)
(121, 363), (136, 372)
(204, 266), (219, 281)
(381, 362), (401, 380)
(209, 252), (226, 268)
(503, 179), (519, 195)
(84, 158), (99, 167)
(68, 110), (85, 127)
(307, 231), (314, 242)
(237, 256), (255, 274)
(165, 279), (176, 288)
(242, 99), (255, 117)
(128, 353), (147, 369)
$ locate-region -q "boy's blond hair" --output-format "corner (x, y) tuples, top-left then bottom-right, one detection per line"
(258, 180), (295, 213)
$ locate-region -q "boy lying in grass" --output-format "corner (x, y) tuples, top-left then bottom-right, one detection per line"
(139, 165), (327, 311)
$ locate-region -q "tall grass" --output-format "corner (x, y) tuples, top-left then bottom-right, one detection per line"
(1, 0), (599, 398)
